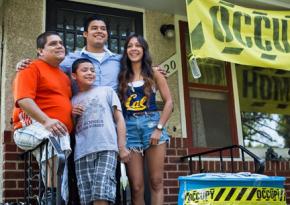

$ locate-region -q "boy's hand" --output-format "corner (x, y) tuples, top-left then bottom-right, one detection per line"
(16, 58), (32, 71)
(72, 104), (85, 116)
(119, 146), (130, 163)
(153, 65), (167, 78)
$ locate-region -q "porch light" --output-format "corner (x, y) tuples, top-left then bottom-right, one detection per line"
(160, 24), (175, 38)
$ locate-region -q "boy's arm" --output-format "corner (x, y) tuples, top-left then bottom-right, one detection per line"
(113, 108), (130, 163)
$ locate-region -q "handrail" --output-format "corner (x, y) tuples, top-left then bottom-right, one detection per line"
(21, 138), (128, 204)
(180, 145), (265, 174)
(21, 137), (65, 205)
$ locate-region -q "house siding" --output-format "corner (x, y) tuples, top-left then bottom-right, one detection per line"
(0, 0), (289, 204)
(145, 10), (182, 138)
(0, 2), (4, 201)
(0, 0), (43, 201)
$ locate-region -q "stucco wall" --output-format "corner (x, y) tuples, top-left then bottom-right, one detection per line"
(0, 0), (4, 201)
(145, 10), (182, 138)
(1, 0), (43, 131)
(0, 0), (4, 131)
(0, 0), (43, 201)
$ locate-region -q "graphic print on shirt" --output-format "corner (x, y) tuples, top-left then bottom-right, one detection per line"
(76, 97), (105, 132)
(125, 93), (148, 111)
(19, 111), (33, 127)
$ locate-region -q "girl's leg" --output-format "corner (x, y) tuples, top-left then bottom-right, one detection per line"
(146, 143), (167, 205)
(126, 151), (145, 205)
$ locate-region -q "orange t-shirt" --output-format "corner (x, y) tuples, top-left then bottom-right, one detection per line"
(13, 59), (73, 132)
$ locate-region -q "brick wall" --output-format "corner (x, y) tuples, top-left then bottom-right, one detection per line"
(164, 137), (189, 205)
(3, 130), (39, 203)
(3, 130), (25, 202)
(2, 132), (290, 204)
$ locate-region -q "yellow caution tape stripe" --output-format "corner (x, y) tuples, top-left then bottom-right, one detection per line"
(184, 187), (286, 203)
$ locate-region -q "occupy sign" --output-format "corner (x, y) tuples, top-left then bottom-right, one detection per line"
(236, 65), (290, 114)
(183, 186), (286, 204)
(186, 0), (290, 70)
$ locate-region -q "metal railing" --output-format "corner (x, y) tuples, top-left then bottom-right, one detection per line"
(21, 137), (65, 205)
(21, 138), (129, 205)
(180, 145), (265, 174)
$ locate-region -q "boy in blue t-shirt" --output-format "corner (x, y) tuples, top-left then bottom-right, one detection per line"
(71, 58), (129, 205)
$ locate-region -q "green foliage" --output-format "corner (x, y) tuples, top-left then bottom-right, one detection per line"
(276, 115), (290, 147)
(241, 112), (286, 148)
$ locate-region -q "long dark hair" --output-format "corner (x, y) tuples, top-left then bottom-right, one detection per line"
(118, 33), (155, 104)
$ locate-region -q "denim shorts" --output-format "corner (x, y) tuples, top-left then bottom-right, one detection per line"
(125, 111), (170, 151)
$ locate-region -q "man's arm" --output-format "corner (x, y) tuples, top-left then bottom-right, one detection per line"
(17, 98), (68, 136)
(113, 108), (130, 163)
(15, 59), (32, 71)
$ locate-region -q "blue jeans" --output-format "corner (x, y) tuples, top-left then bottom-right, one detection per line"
(125, 111), (170, 151)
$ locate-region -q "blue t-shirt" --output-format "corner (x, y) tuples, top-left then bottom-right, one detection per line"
(71, 86), (122, 161)
(60, 47), (121, 93)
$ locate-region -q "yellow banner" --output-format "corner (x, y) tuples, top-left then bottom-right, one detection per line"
(186, 0), (290, 70)
(236, 65), (290, 114)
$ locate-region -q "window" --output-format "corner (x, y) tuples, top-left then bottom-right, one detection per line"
(236, 64), (290, 149)
(179, 21), (238, 153)
(46, 0), (143, 53)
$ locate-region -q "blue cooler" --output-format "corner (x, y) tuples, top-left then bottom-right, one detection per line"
(178, 172), (286, 205)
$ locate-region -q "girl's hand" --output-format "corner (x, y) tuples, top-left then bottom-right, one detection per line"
(150, 129), (162, 145)
(72, 104), (85, 116)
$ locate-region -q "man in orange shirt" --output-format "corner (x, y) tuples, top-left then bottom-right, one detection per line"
(12, 31), (72, 203)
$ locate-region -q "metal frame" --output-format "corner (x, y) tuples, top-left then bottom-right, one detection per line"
(21, 138), (65, 205)
(180, 145), (265, 174)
